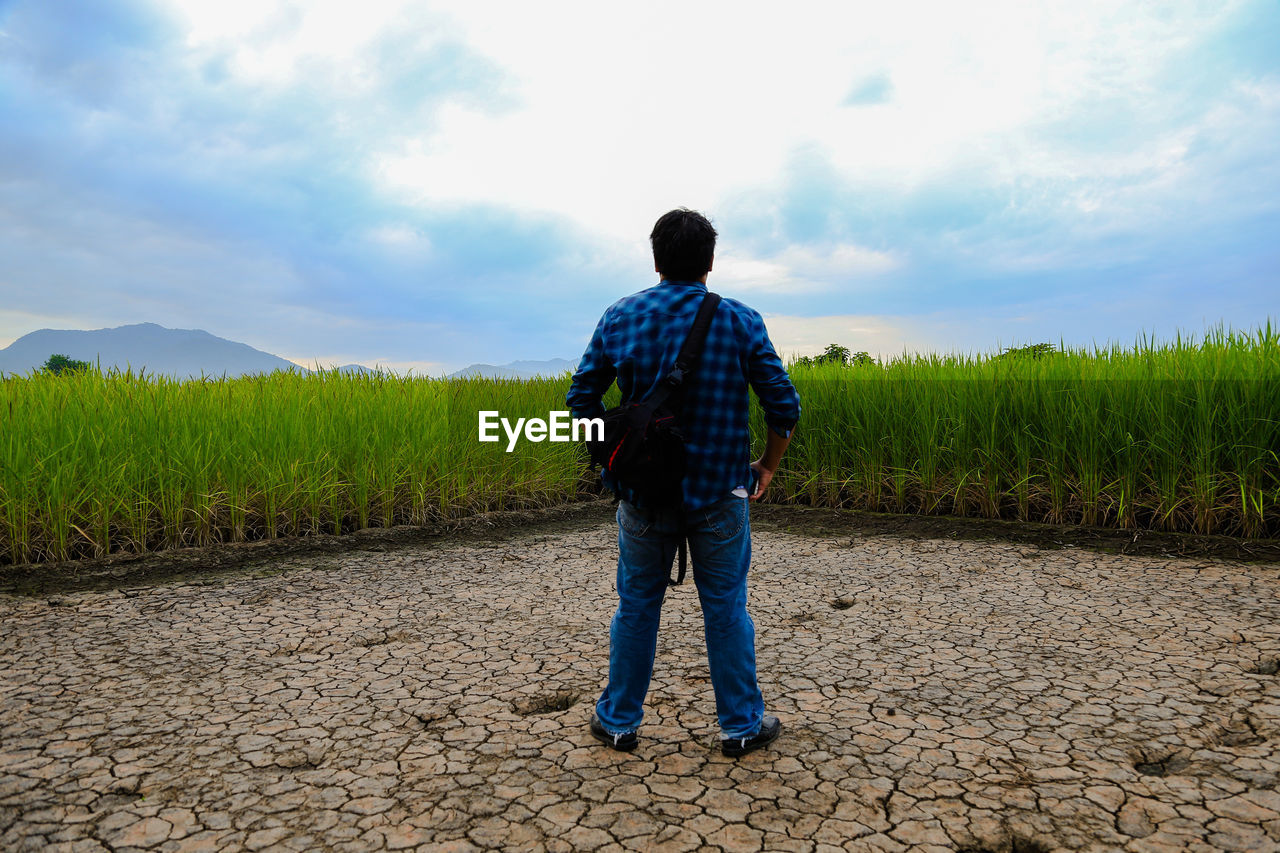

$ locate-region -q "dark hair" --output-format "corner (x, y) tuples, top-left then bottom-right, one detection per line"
(650, 208), (717, 281)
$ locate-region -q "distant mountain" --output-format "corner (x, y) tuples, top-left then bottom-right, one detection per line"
(311, 363), (388, 376)
(0, 322), (308, 380)
(446, 358), (578, 380)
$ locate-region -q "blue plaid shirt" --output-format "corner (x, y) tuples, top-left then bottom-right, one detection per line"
(566, 279), (801, 511)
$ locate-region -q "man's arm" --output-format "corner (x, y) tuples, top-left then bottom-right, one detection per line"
(565, 312), (616, 419)
(743, 308), (801, 500)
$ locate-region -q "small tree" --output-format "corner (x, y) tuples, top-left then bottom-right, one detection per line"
(849, 350), (876, 367)
(994, 342), (1055, 361)
(42, 354), (93, 375)
(816, 343), (852, 366)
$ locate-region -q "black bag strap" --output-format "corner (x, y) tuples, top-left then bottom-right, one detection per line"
(629, 292), (722, 425)
(672, 538), (688, 587)
(672, 291), (723, 383)
(667, 292), (721, 587)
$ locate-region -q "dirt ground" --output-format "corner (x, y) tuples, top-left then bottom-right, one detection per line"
(1, 503), (1278, 852)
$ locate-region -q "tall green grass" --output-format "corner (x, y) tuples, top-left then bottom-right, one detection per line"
(2, 324), (1276, 566)
(0, 368), (588, 565)
(763, 324), (1279, 537)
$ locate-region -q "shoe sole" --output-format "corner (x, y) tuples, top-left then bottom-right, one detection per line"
(721, 722), (782, 757)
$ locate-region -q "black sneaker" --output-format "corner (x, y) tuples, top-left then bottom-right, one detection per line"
(590, 715), (638, 752)
(721, 715), (782, 757)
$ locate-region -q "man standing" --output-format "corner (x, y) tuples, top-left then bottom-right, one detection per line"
(566, 208), (801, 757)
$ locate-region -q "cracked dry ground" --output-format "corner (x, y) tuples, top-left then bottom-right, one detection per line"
(2, 521), (1279, 853)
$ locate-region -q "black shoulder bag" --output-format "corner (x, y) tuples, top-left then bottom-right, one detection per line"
(586, 292), (722, 585)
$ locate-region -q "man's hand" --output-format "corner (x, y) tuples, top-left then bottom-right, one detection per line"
(749, 460), (774, 501)
(749, 425), (793, 502)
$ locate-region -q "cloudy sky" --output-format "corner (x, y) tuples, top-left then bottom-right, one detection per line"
(1, 1), (1276, 374)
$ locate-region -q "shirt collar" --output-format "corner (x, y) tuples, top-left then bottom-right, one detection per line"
(659, 278), (708, 291)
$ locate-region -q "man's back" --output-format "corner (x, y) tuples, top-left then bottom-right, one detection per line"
(567, 278), (799, 510)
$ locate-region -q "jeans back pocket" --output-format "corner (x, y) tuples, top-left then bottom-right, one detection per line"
(617, 501), (655, 538)
(699, 496), (746, 542)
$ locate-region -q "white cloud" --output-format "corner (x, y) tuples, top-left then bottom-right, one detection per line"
(783, 244), (900, 278)
(762, 312), (952, 362)
(954, 75), (1280, 273)
(715, 243), (900, 293)
(369, 1), (1244, 228)
(168, 0), (449, 87)
(366, 224), (432, 255)
(156, 0), (1255, 248)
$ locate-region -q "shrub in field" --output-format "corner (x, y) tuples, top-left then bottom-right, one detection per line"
(792, 344), (877, 368)
(993, 342), (1055, 360)
(42, 354), (94, 375)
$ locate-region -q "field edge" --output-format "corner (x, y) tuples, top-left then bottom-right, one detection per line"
(3, 498), (1278, 597)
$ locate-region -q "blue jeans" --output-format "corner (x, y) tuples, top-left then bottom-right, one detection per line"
(595, 495), (765, 739)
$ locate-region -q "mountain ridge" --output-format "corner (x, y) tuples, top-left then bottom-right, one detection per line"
(0, 323), (576, 381)
(445, 358), (577, 379)
(0, 322), (308, 380)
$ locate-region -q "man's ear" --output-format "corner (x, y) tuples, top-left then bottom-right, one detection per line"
(707, 256), (713, 272)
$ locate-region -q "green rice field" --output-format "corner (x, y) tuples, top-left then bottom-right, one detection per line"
(770, 326), (1279, 539)
(1, 325), (1276, 566)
